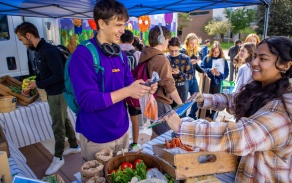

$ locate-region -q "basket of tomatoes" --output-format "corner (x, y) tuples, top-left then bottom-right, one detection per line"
(105, 152), (162, 183)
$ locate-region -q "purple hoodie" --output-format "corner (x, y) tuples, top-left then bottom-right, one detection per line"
(69, 38), (133, 143)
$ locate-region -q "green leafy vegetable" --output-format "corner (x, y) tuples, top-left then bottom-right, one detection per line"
(165, 173), (175, 183)
(42, 175), (58, 183)
(8, 85), (36, 97)
(110, 162), (148, 183)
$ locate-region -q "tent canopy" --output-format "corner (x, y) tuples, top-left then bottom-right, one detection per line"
(0, 0), (270, 19)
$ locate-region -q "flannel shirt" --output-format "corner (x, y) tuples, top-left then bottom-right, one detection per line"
(179, 93), (292, 183)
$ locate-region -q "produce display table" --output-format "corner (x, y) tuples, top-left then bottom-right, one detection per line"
(0, 99), (76, 180)
(0, 99), (76, 148)
(142, 130), (172, 155)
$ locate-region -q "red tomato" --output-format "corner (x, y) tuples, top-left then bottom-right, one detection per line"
(133, 158), (143, 169)
(120, 162), (133, 170)
(109, 169), (117, 174)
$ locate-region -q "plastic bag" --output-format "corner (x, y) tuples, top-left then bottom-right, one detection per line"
(146, 168), (168, 182)
(165, 147), (187, 154)
(139, 93), (158, 121)
(137, 178), (167, 183)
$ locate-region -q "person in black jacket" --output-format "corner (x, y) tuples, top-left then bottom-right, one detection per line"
(228, 39), (242, 81)
(15, 22), (80, 175)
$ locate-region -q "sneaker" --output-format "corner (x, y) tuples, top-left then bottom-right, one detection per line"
(45, 156), (64, 175)
(129, 143), (142, 152)
(63, 145), (81, 155)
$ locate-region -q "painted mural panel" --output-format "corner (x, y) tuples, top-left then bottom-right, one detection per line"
(59, 13), (177, 52)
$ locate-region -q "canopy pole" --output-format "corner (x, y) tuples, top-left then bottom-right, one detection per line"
(263, 3), (270, 39)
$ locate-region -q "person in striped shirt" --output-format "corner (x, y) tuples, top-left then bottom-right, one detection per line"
(164, 36), (292, 183)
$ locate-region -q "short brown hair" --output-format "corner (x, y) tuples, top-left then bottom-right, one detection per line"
(168, 37), (181, 47)
(148, 26), (171, 47)
(93, 0), (129, 30)
(14, 22), (40, 38)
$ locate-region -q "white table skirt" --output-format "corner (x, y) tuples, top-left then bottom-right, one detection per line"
(8, 137), (37, 179)
(0, 99), (76, 148)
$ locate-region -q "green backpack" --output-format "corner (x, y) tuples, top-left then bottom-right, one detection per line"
(63, 40), (124, 114)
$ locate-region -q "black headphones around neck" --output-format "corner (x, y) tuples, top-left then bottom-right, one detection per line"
(94, 36), (121, 56)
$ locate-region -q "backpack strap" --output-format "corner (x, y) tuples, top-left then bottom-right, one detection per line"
(128, 49), (136, 55)
(80, 40), (105, 91)
(119, 53), (124, 65)
(79, 40), (125, 91)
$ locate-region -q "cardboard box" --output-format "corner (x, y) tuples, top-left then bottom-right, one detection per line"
(0, 151), (12, 183)
(0, 126), (9, 157)
(153, 144), (238, 180)
(197, 73), (211, 119)
(0, 75), (39, 106)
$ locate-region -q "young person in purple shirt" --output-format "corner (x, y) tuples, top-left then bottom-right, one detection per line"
(69, 0), (157, 162)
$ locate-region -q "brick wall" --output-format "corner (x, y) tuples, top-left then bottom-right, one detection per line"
(178, 10), (214, 46)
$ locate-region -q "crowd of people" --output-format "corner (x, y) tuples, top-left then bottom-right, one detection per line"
(14, 0), (292, 182)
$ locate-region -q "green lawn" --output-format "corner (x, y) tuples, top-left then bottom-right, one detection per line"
(200, 41), (233, 51)
(220, 42), (234, 50)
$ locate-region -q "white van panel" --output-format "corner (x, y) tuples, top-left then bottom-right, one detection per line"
(0, 16), (28, 77)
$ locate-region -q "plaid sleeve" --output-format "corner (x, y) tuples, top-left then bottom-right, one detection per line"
(179, 100), (291, 156)
(198, 93), (236, 115)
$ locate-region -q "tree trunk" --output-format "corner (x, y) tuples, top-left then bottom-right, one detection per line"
(220, 34), (224, 42)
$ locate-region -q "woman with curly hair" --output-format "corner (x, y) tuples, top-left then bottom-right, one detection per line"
(164, 36), (292, 183)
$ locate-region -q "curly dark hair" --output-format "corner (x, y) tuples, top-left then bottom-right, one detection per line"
(234, 36), (292, 121)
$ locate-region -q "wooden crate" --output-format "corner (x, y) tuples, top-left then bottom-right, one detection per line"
(153, 144), (238, 180)
(0, 75), (39, 106)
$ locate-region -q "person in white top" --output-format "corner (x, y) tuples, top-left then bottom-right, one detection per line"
(233, 43), (256, 93)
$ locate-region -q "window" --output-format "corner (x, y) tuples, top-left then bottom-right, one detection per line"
(190, 11), (209, 16)
(0, 15), (9, 41)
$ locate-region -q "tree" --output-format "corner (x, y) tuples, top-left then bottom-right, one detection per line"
(256, 0), (292, 37)
(177, 13), (192, 35)
(224, 7), (256, 38)
(204, 19), (231, 42)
